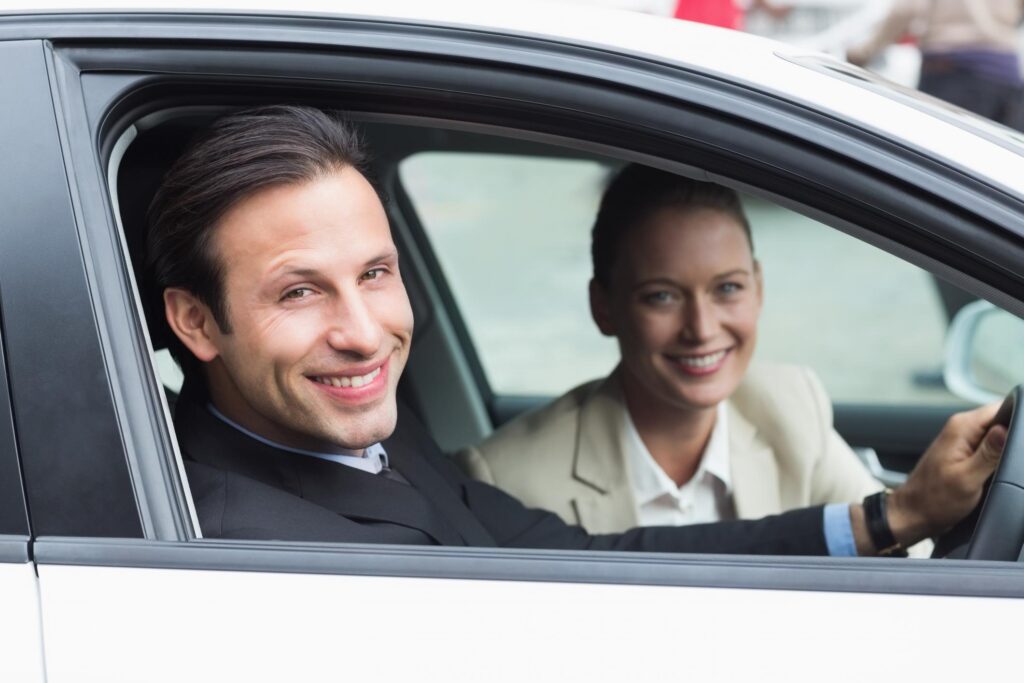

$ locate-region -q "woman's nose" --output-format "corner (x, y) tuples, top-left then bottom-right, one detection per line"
(325, 295), (383, 357)
(681, 297), (719, 342)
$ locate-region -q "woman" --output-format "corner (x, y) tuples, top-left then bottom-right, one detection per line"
(456, 164), (881, 533)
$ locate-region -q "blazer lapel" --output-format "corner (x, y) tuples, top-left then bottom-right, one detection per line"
(570, 372), (637, 533)
(727, 402), (782, 519)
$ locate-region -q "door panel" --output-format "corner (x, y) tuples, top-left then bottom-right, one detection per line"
(0, 539), (45, 683)
(35, 556), (1021, 682)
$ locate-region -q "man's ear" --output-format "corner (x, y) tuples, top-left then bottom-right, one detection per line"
(163, 288), (221, 362)
(589, 278), (616, 336)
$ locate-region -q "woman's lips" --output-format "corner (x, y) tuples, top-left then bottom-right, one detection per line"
(666, 348), (731, 376)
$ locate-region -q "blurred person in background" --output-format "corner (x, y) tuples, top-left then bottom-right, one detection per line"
(848, 0), (1024, 324)
(673, 0), (790, 30)
(847, 0), (1024, 129)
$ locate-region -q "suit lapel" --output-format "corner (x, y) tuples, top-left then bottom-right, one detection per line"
(570, 373), (637, 532)
(288, 457), (466, 546)
(383, 415), (497, 547)
(727, 401), (781, 519)
(176, 394), (466, 546)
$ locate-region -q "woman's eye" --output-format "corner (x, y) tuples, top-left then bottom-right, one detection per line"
(642, 291), (674, 305)
(717, 282), (742, 295)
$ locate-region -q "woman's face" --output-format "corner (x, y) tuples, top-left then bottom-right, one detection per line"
(591, 206), (762, 413)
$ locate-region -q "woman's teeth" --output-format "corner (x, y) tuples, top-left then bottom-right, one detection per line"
(676, 350), (727, 368)
(314, 366), (381, 388)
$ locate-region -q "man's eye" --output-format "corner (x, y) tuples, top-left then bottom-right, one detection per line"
(717, 282), (743, 295)
(362, 268), (386, 282)
(282, 287), (314, 300)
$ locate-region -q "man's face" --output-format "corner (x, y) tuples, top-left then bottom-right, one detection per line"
(184, 167), (414, 452)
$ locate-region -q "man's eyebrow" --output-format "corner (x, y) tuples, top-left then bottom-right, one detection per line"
(268, 266), (323, 280)
(364, 249), (399, 267)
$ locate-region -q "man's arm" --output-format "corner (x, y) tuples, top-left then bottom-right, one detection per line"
(422, 402), (1004, 556)
(457, 474), (829, 555)
(846, 0), (922, 67)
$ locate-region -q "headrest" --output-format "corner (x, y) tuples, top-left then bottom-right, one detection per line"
(117, 121), (201, 351)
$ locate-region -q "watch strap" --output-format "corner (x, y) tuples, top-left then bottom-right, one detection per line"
(863, 490), (907, 557)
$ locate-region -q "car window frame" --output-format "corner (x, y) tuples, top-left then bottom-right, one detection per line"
(33, 14), (1024, 596)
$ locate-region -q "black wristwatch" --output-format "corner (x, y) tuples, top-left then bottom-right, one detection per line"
(862, 489), (908, 557)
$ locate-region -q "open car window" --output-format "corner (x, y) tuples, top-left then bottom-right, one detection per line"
(123, 114), (1024, 523)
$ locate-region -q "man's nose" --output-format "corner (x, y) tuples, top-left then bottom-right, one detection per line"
(325, 294), (383, 357)
(681, 296), (718, 343)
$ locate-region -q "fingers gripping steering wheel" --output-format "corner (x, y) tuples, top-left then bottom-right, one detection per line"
(937, 386), (1024, 561)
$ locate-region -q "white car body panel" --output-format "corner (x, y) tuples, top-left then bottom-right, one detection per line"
(39, 563), (1020, 681)
(0, 562), (46, 683)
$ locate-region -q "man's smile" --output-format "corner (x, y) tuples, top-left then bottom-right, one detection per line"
(307, 358), (390, 403)
(310, 365), (382, 388)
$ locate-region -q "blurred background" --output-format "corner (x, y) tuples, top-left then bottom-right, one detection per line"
(537, 0), (1024, 88)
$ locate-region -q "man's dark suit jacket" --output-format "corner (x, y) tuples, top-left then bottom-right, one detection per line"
(178, 387), (828, 555)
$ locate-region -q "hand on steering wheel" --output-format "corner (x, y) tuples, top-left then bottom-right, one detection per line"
(933, 387), (1022, 560)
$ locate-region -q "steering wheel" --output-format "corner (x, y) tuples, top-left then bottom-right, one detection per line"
(934, 386), (1024, 561)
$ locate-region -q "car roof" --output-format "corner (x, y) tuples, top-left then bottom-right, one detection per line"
(6, 0), (1024, 197)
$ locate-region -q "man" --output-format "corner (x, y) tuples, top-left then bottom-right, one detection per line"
(147, 104), (1005, 556)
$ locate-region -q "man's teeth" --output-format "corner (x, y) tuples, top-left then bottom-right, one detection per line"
(676, 350), (727, 368)
(314, 367), (381, 388)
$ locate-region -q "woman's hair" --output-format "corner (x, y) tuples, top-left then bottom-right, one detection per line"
(590, 164), (752, 287)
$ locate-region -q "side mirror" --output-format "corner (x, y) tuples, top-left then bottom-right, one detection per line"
(944, 300), (1024, 403)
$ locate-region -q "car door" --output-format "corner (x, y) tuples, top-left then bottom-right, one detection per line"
(5, 8), (1024, 680)
(0, 325), (44, 683)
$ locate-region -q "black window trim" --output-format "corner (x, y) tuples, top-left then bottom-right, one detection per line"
(0, 297), (30, 538)
(0, 39), (142, 540)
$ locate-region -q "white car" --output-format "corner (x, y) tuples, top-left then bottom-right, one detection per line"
(2, 2), (1024, 681)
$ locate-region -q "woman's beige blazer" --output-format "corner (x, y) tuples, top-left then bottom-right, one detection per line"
(456, 363), (883, 533)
